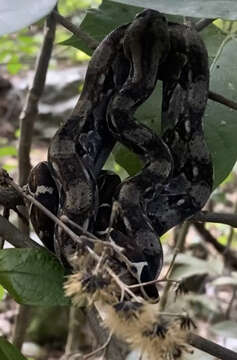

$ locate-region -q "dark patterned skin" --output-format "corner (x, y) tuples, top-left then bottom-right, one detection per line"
(28, 10), (212, 298)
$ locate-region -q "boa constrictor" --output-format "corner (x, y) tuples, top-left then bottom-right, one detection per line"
(28, 9), (213, 297)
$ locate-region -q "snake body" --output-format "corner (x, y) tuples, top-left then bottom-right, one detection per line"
(46, 24), (130, 258)
(148, 23), (212, 236)
(28, 10), (213, 294)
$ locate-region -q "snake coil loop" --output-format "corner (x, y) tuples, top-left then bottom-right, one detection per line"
(28, 9), (213, 298)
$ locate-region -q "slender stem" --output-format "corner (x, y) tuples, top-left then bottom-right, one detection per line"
(12, 305), (32, 350)
(159, 221), (189, 311)
(0, 215), (42, 249)
(83, 332), (112, 360)
(52, 10), (98, 51)
(18, 10), (56, 187)
(191, 211), (237, 228)
(195, 18), (216, 31)
(188, 333), (237, 360)
(193, 222), (237, 271)
(208, 90), (237, 111)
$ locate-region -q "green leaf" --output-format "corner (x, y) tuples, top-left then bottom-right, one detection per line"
(110, 0), (237, 20)
(0, 285), (4, 301)
(214, 19), (237, 35)
(61, 0), (181, 54)
(205, 36), (237, 187)
(7, 54), (22, 75)
(0, 249), (70, 306)
(0, 146), (17, 157)
(0, 337), (27, 360)
(61, 0), (142, 55)
(210, 320), (237, 338)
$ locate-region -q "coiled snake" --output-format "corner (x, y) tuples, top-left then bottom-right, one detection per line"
(28, 9), (213, 297)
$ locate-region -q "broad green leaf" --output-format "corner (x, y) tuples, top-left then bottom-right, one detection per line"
(61, 0), (181, 54)
(111, 0), (237, 20)
(214, 19), (237, 34)
(0, 146), (17, 157)
(0, 337), (27, 360)
(205, 36), (237, 187)
(61, 0), (142, 55)
(210, 320), (237, 338)
(0, 249), (70, 306)
(0, 0), (57, 36)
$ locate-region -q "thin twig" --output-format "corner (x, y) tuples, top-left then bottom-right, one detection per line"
(128, 278), (179, 290)
(85, 306), (129, 360)
(208, 90), (237, 111)
(191, 210), (237, 228)
(159, 221), (189, 311)
(18, 10), (56, 187)
(188, 333), (237, 360)
(0, 215), (42, 249)
(52, 10), (98, 51)
(225, 288), (237, 319)
(195, 18), (216, 31)
(193, 222), (237, 271)
(83, 332), (112, 360)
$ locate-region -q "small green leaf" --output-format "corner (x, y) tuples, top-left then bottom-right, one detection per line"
(61, 0), (142, 55)
(2, 164), (17, 172)
(0, 147), (17, 157)
(0, 285), (4, 301)
(6, 54), (22, 75)
(0, 249), (70, 306)
(0, 337), (27, 360)
(205, 36), (237, 187)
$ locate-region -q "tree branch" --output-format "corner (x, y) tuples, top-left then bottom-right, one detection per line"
(0, 185), (24, 209)
(195, 18), (216, 31)
(208, 90), (237, 111)
(193, 222), (237, 270)
(86, 306), (129, 360)
(188, 333), (237, 360)
(192, 211), (237, 228)
(0, 215), (42, 249)
(18, 10), (56, 187)
(52, 10), (98, 51)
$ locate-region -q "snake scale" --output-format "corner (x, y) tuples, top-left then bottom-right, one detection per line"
(28, 9), (213, 297)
